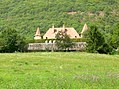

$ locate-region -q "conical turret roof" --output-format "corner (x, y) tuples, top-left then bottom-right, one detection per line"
(35, 27), (41, 36)
(34, 27), (41, 40)
(81, 23), (88, 34)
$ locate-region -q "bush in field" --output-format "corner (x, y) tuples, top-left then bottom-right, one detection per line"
(1, 28), (26, 53)
(86, 26), (113, 54)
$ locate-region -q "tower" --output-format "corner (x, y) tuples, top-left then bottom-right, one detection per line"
(34, 27), (41, 40)
(81, 23), (88, 38)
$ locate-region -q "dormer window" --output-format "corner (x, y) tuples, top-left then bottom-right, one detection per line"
(65, 29), (67, 31)
(64, 29), (67, 33)
(79, 33), (81, 37)
(54, 29), (57, 33)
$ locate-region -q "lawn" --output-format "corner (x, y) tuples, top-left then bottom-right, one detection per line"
(0, 52), (119, 89)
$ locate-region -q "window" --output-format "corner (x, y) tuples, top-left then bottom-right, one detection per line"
(54, 29), (57, 33)
(79, 33), (81, 37)
(75, 36), (77, 38)
(64, 29), (67, 33)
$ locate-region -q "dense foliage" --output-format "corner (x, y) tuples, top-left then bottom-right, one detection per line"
(0, 0), (119, 40)
(55, 31), (74, 51)
(110, 23), (119, 49)
(86, 26), (113, 54)
(0, 29), (26, 52)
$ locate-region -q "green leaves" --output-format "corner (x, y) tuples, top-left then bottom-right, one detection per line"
(0, 0), (119, 40)
(110, 23), (119, 49)
(86, 26), (113, 54)
(1, 28), (26, 52)
(55, 31), (74, 51)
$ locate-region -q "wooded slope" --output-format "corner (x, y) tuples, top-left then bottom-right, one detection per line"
(0, 0), (119, 39)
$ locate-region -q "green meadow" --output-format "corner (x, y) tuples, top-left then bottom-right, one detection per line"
(0, 52), (119, 89)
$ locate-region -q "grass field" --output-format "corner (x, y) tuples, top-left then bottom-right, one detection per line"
(0, 52), (119, 89)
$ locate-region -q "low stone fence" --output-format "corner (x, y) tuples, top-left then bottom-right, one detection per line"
(28, 42), (86, 51)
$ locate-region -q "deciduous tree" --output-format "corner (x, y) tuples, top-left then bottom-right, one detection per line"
(1, 28), (26, 53)
(55, 31), (74, 51)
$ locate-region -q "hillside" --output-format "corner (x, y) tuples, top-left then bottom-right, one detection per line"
(0, 0), (119, 39)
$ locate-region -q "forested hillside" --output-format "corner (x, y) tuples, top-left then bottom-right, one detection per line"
(0, 0), (119, 39)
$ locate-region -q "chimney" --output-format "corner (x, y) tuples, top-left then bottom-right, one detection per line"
(63, 24), (65, 31)
(52, 24), (54, 29)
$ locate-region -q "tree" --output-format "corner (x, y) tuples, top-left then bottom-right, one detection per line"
(1, 28), (26, 53)
(55, 31), (74, 51)
(111, 23), (119, 49)
(86, 26), (113, 54)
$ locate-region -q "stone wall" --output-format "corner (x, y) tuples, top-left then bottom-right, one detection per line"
(28, 42), (86, 51)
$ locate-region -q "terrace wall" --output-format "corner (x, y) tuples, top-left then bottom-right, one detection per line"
(28, 42), (86, 51)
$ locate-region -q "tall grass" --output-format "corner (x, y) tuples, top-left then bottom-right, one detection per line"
(0, 52), (119, 89)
